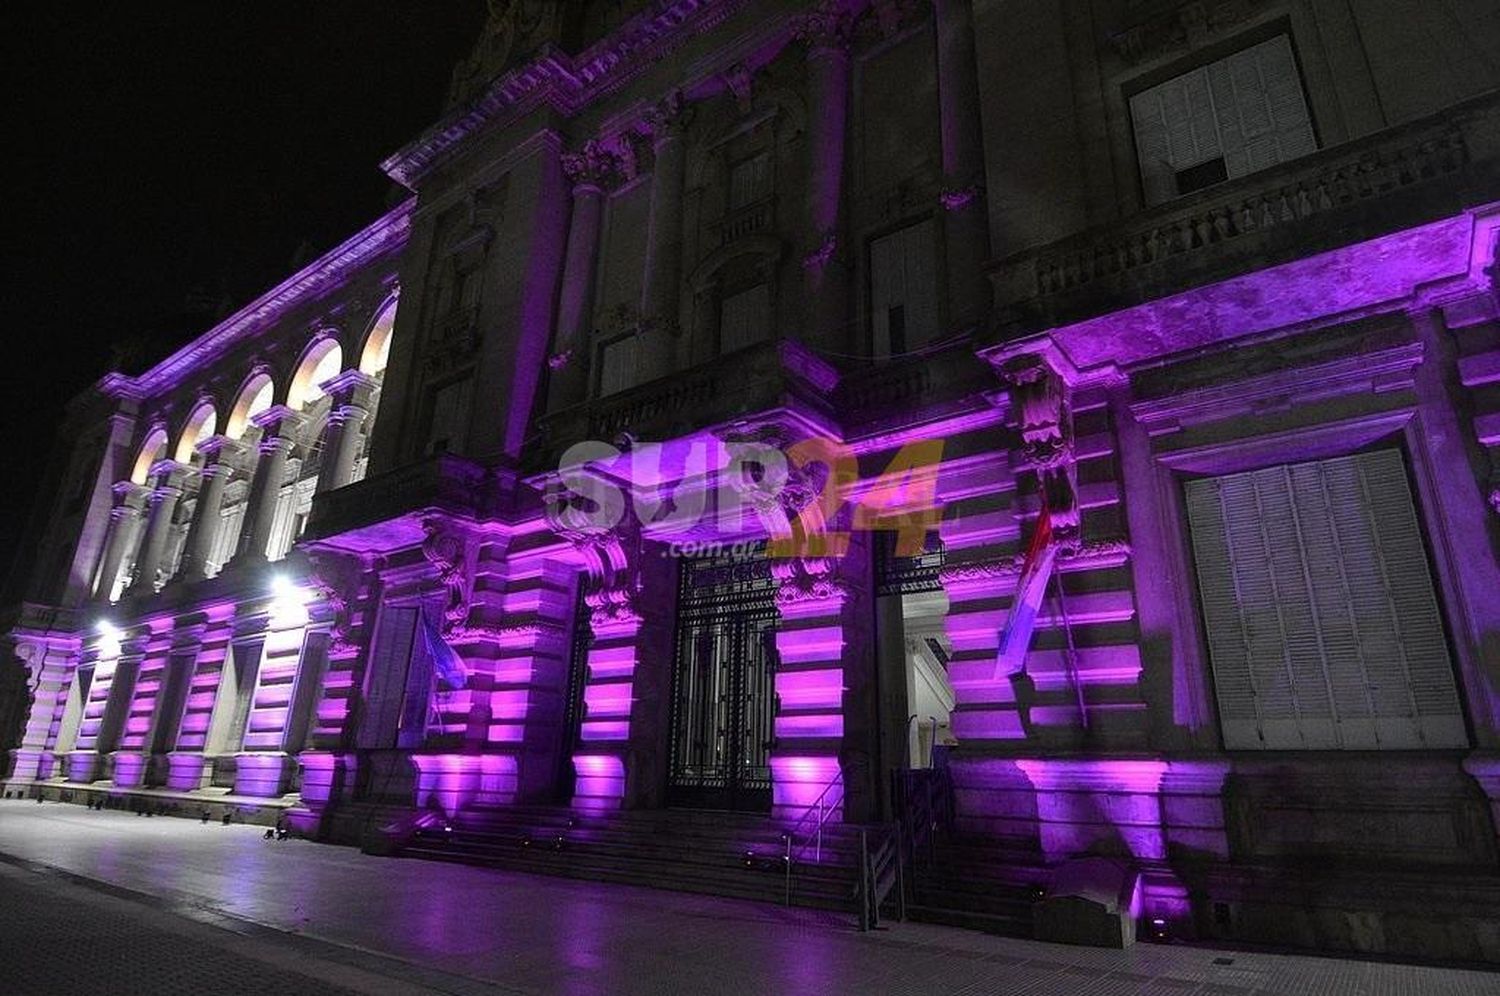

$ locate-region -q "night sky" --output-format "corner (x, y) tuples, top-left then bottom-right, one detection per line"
(5, 3), (487, 589)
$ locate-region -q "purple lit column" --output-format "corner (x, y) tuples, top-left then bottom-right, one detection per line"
(237, 407), (303, 562)
(770, 545), (876, 823)
(178, 438), (241, 582)
(7, 638), (80, 782)
(794, 3), (854, 350)
(638, 94), (691, 381)
(551, 142), (618, 407)
(93, 483), (147, 601)
(126, 462), (188, 596)
(934, 0), (991, 331)
(316, 371), (379, 492)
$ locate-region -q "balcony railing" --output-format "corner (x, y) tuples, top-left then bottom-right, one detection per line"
(537, 339), (839, 461)
(713, 199), (774, 246)
(302, 453), (508, 542)
(988, 91), (1500, 327)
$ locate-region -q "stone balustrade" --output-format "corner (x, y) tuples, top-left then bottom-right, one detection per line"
(989, 91), (1499, 326)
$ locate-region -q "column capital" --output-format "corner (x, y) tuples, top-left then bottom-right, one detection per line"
(644, 90), (693, 143)
(250, 404), (308, 440)
(317, 369), (380, 408)
(561, 139), (623, 193)
(147, 459), (191, 488)
(194, 434), (247, 467)
(111, 481), (150, 507)
(792, 0), (858, 53)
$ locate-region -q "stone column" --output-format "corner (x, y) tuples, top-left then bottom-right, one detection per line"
(551, 141), (619, 408)
(126, 463), (188, 597)
(794, 3), (855, 350)
(638, 92), (692, 381)
(93, 483), (148, 601)
(237, 406), (303, 563)
(551, 515), (676, 812)
(178, 438), (242, 582)
(6, 637), (80, 783)
(316, 371), (380, 492)
(934, 0), (991, 331)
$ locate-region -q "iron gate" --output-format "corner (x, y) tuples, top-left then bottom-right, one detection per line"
(667, 545), (779, 812)
(556, 583), (593, 802)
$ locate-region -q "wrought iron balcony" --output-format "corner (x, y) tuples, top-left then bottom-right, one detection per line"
(987, 91), (1500, 335)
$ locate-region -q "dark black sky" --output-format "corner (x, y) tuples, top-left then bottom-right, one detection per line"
(4, 3), (487, 587)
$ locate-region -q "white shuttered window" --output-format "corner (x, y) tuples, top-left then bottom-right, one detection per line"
(1130, 34), (1317, 205)
(1185, 450), (1466, 751)
(598, 336), (640, 397)
(719, 283), (771, 355)
(870, 218), (939, 358)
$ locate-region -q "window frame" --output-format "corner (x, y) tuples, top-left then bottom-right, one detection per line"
(1122, 21), (1322, 207)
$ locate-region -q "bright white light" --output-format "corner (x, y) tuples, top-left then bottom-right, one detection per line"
(268, 573), (309, 627)
(269, 574), (303, 601)
(96, 620), (123, 661)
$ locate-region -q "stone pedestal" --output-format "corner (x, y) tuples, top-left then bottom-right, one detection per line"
(233, 751), (297, 797)
(164, 751), (212, 792)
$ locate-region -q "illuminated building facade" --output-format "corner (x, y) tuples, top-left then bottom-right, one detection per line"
(5, 0), (1500, 962)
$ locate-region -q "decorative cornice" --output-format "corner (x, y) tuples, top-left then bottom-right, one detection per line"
(96, 201), (413, 403)
(382, 0), (753, 189)
(939, 539), (1132, 586)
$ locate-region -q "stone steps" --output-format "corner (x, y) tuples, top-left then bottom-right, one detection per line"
(396, 805), (864, 912)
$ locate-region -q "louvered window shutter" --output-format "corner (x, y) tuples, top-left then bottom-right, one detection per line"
(1185, 450), (1466, 751)
(719, 283), (771, 355)
(870, 219), (938, 356)
(1132, 34), (1317, 205)
(598, 336), (640, 398)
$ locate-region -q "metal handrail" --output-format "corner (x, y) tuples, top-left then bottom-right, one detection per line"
(781, 773), (845, 905)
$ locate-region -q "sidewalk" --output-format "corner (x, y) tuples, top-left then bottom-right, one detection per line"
(0, 799), (1495, 995)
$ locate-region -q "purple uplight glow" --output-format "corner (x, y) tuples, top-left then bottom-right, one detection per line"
(571, 753), (625, 810)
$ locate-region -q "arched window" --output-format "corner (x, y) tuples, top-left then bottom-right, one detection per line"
(130, 428), (169, 485)
(225, 373), (274, 440)
(287, 338), (344, 412)
(359, 299), (396, 377)
(174, 402), (218, 464)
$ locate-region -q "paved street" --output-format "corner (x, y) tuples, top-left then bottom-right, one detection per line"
(0, 800), (1496, 995)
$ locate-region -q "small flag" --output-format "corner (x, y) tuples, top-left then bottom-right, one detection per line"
(421, 610), (469, 691)
(994, 505), (1057, 680)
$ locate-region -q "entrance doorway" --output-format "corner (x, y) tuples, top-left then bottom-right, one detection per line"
(667, 545), (778, 813)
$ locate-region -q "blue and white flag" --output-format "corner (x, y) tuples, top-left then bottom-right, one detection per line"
(421, 610), (469, 691)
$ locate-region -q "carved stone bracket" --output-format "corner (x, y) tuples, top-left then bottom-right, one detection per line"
(723, 63), (755, 115)
(421, 516), (473, 635)
(305, 552), (368, 657)
(545, 497), (644, 629)
(999, 353), (1081, 550)
(645, 89), (694, 141)
(773, 555), (850, 606)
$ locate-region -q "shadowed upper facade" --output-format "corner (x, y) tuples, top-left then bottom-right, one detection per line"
(5, 0), (1500, 963)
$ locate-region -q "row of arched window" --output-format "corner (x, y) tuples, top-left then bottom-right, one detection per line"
(95, 299), (398, 601)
